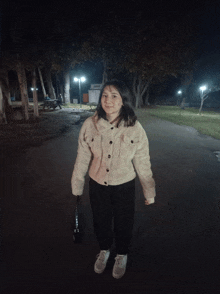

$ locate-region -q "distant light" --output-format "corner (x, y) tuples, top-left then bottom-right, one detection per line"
(178, 90), (182, 94)
(31, 88), (34, 91)
(74, 77), (86, 82)
(200, 86), (206, 91)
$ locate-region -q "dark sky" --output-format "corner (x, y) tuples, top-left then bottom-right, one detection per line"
(2, 0), (220, 96)
(3, 0), (218, 41)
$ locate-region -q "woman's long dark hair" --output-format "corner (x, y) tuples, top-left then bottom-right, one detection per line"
(95, 80), (137, 128)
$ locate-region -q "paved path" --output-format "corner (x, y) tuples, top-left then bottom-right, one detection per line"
(1, 116), (220, 293)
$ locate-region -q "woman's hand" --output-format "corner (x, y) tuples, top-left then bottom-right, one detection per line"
(145, 198), (155, 205)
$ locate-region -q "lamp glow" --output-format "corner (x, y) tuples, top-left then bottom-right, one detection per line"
(74, 76), (86, 108)
(178, 90), (182, 94)
(200, 86), (206, 91)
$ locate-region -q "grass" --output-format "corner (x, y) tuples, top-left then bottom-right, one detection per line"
(61, 104), (220, 140)
(144, 106), (220, 140)
(11, 102), (220, 140)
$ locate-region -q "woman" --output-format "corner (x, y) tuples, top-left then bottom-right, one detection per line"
(71, 80), (156, 279)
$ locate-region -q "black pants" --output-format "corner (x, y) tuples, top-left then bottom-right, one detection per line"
(89, 177), (135, 255)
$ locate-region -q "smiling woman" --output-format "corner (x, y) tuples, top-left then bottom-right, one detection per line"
(71, 79), (156, 279)
(101, 85), (124, 123)
(96, 80), (137, 128)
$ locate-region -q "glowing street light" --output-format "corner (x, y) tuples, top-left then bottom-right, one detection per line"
(200, 85), (207, 97)
(31, 88), (38, 91)
(74, 77), (86, 108)
(177, 90), (182, 106)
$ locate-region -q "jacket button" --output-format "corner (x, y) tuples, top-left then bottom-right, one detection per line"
(104, 182), (107, 185)
(106, 169), (109, 172)
(111, 127), (114, 130)
(91, 138), (94, 142)
(110, 141), (113, 144)
(108, 155), (111, 158)
(131, 140), (133, 143)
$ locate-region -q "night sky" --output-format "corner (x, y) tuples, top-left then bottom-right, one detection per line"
(1, 0), (220, 98)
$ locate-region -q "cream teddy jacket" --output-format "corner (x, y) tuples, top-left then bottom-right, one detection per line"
(71, 112), (156, 203)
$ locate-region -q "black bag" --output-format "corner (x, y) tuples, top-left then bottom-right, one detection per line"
(73, 196), (84, 243)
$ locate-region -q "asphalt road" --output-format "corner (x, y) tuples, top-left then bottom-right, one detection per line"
(1, 115), (220, 294)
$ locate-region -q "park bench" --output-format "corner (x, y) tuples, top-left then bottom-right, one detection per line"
(43, 99), (62, 110)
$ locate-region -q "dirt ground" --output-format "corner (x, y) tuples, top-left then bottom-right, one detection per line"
(1, 108), (220, 293)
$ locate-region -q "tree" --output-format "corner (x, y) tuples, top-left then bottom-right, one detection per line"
(38, 67), (47, 98)
(0, 66), (13, 123)
(198, 86), (220, 114)
(131, 74), (152, 108)
(32, 69), (39, 117)
(63, 71), (70, 103)
(16, 58), (29, 120)
(120, 16), (198, 108)
(79, 23), (127, 84)
(80, 14), (198, 108)
(0, 83), (7, 124)
(44, 65), (56, 99)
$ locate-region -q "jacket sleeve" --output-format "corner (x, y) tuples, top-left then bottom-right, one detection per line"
(71, 119), (92, 196)
(132, 124), (156, 201)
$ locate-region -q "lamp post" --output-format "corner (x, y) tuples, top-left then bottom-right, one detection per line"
(177, 90), (182, 106)
(200, 85), (206, 97)
(198, 85), (207, 115)
(30, 87), (38, 102)
(74, 77), (86, 108)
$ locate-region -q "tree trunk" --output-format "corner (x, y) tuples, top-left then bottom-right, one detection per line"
(56, 73), (64, 102)
(0, 69), (14, 122)
(133, 74), (150, 108)
(145, 86), (150, 106)
(0, 84), (7, 124)
(59, 83), (64, 103)
(199, 94), (209, 115)
(38, 67), (46, 97)
(45, 67), (56, 99)
(133, 75), (140, 108)
(4, 72), (12, 106)
(180, 98), (186, 109)
(64, 71), (70, 103)
(55, 73), (59, 98)
(16, 61), (29, 120)
(32, 69), (39, 117)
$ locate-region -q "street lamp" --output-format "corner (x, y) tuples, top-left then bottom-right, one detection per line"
(30, 88), (38, 103)
(200, 85), (206, 97)
(177, 90), (182, 106)
(74, 77), (86, 108)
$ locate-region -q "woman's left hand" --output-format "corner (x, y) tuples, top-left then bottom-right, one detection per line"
(145, 199), (155, 205)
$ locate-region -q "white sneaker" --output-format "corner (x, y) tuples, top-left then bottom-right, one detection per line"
(112, 254), (128, 279)
(94, 250), (110, 274)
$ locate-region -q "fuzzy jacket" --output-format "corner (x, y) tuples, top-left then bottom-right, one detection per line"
(71, 112), (156, 203)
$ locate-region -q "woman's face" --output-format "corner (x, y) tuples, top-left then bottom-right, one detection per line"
(101, 86), (123, 119)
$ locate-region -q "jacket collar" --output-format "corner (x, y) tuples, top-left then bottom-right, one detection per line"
(92, 112), (125, 133)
